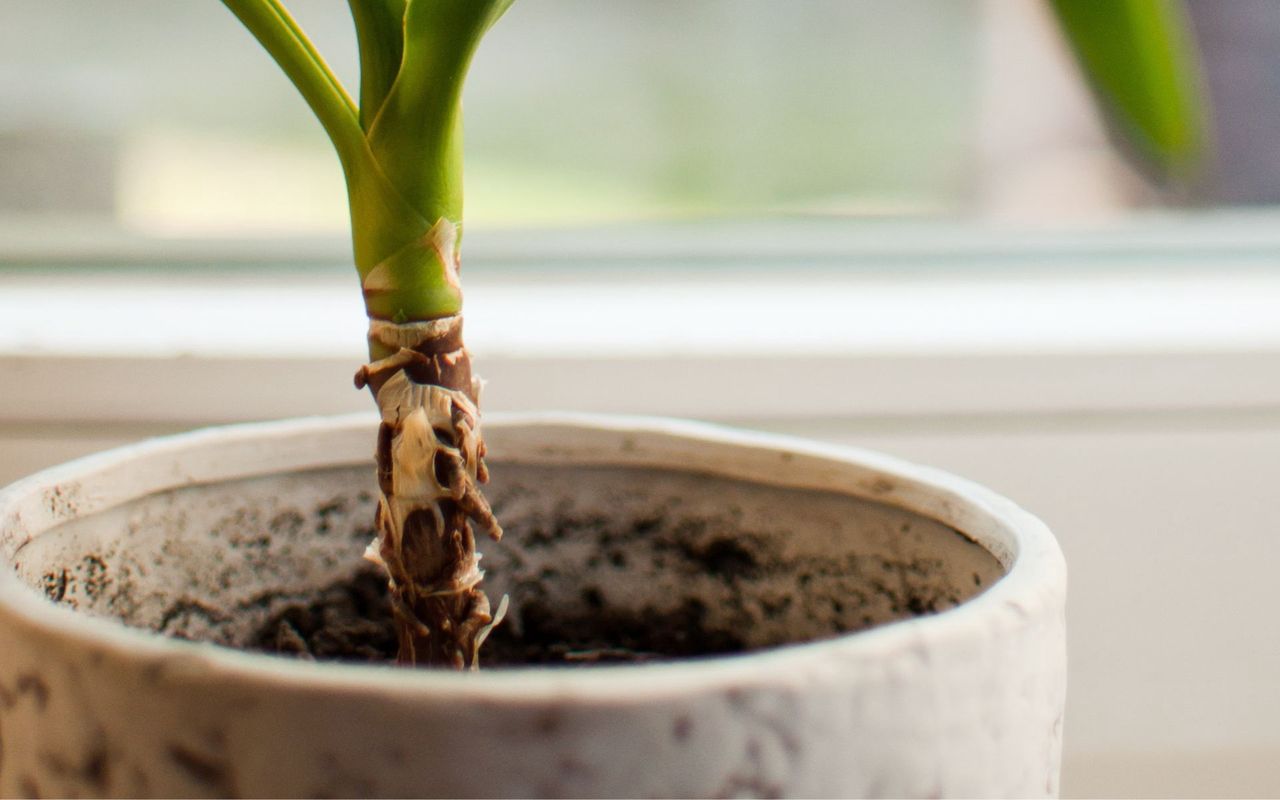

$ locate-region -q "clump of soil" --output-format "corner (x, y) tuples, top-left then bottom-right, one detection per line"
(250, 568), (749, 667)
(250, 569), (397, 662)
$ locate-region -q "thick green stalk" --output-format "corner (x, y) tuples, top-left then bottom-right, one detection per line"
(366, 0), (513, 223)
(225, 0), (514, 324)
(352, 0), (514, 323)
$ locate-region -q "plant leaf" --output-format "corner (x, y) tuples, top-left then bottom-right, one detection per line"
(1049, 0), (1209, 182)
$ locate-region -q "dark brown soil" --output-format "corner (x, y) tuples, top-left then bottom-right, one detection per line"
(249, 567), (749, 667)
(250, 569), (397, 663)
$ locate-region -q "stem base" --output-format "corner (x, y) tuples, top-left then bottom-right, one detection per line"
(354, 315), (501, 668)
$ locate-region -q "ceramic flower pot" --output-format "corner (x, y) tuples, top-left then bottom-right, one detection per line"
(0, 414), (1066, 798)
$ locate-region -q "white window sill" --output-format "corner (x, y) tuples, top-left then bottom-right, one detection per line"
(5, 265), (1280, 359)
(2, 213), (1280, 424)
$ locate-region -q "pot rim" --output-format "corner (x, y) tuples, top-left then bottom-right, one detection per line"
(0, 413), (1065, 702)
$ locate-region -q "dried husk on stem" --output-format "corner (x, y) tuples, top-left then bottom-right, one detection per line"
(354, 315), (504, 668)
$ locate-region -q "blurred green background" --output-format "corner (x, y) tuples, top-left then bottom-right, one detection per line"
(0, 1), (1273, 239)
(0, 0), (983, 234)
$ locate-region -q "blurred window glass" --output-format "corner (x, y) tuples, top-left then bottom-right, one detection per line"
(0, 0), (979, 237)
(0, 0), (1266, 244)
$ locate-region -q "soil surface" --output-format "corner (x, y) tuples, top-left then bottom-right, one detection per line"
(249, 567), (750, 667)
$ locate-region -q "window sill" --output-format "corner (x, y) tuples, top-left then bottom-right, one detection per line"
(2, 215), (1280, 425)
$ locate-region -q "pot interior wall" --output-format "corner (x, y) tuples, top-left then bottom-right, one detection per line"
(9, 461), (1004, 660)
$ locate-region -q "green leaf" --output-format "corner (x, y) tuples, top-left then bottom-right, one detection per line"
(1049, 0), (1209, 182)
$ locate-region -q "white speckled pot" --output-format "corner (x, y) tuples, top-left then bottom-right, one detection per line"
(0, 414), (1065, 798)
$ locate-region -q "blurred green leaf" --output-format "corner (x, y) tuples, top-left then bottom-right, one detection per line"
(1049, 0), (1209, 183)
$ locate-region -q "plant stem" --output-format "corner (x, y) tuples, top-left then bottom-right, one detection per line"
(356, 314), (502, 668)
(347, 0), (407, 132)
(220, 0), (364, 176)
(224, 0), (515, 668)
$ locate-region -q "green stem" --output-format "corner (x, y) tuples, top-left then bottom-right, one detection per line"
(366, 0), (515, 224)
(223, 0), (516, 323)
(347, 0), (408, 132)
(220, 0), (364, 176)
(354, 0), (515, 322)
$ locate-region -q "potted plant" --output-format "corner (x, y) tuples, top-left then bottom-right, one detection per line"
(0, 0), (1205, 796)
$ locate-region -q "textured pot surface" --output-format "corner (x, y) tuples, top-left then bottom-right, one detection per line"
(0, 414), (1066, 798)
